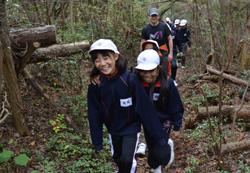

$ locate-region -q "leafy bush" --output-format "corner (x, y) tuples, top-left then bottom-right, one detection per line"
(44, 131), (114, 173)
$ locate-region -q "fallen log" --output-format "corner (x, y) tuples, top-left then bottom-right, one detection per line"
(185, 105), (250, 128)
(10, 25), (56, 49)
(221, 139), (250, 154)
(30, 41), (90, 63)
(202, 75), (220, 82)
(206, 65), (249, 87)
(198, 105), (250, 120)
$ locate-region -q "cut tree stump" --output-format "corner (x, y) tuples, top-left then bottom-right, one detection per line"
(206, 65), (249, 87)
(31, 41), (90, 63)
(221, 139), (250, 154)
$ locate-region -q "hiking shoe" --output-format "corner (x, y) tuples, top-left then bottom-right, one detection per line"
(136, 143), (146, 156)
(166, 138), (174, 168)
(174, 80), (178, 86)
(151, 165), (162, 173)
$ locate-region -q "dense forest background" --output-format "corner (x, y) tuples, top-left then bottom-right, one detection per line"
(0, 0), (250, 173)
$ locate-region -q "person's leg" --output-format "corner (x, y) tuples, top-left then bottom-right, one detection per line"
(110, 135), (123, 171)
(136, 130), (147, 156)
(181, 43), (187, 67)
(119, 134), (139, 173)
(145, 123), (173, 169)
(171, 57), (177, 80)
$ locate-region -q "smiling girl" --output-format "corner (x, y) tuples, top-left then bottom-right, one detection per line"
(87, 39), (172, 173)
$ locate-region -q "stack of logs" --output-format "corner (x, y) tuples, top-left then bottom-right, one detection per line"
(10, 25), (90, 99)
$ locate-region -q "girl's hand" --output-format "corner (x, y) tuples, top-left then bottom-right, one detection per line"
(90, 75), (101, 85)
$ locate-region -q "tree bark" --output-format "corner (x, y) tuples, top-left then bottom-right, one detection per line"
(31, 41), (90, 63)
(198, 105), (250, 121)
(185, 105), (250, 128)
(10, 25), (56, 49)
(0, 1), (29, 136)
(0, 42), (3, 95)
(206, 65), (249, 87)
(240, 17), (250, 70)
(221, 140), (250, 154)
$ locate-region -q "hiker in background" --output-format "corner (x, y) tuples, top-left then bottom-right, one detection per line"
(165, 17), (174, 33)
(141, 7), (173, 79)
(174, 19), (181, 28)
(165, 17), (179, 85)
(87, 39), (173, 173)
(135, 49), (184, 173)
(176, 19), (191, 68)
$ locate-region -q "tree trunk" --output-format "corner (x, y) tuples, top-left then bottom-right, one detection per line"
(9, 25), (56, 73)
(10, 25), (56, 49)
(0, 1), (29, 136)
(0, 42), (3, 95)
(240, 17), (250, 70)
(198, 105), (250, 120)
(221, 140), (250, 154)
(31, 41), (90, 63)
(185, 105), (250, 128)
(206, 65), (249, 87)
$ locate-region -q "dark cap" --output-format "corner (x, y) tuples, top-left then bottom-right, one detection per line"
(148, 8), (159, 16)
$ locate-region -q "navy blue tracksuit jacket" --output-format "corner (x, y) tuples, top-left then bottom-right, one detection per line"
(87, 71), (165, 151)
(143, 79), (184, 131)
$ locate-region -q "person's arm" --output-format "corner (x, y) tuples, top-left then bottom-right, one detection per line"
(167, 35), (173, 61)
(131, 74), (165, 141)
(140, 39), (146, 51)
(187, 30), (191, 47)
(166, 80), (184, 131)
(87, 85), (103, 152)
(140, 26), (148, 51)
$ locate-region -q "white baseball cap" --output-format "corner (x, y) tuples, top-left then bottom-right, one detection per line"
(180, 19), (187, 26)
(142, 39), (159, 50)
(174, 19), (180, 25)
(135, 49), (160, 71)
(89, 39), (120, 54)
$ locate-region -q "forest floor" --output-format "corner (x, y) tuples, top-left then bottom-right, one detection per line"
(0, 58), (250, 173)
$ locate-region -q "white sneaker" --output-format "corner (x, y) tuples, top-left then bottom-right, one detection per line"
(181, 66), (185, 69)
(136, 143), (146, 156)
(166, 138), (174, 168)
(174, 80), (178, 86)
(151, 165), (162, 173)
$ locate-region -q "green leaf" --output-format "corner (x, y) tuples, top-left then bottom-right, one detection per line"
(14, 154), (29, 166)
(31, 170), (39, 173)
(0, 149), (14, 163)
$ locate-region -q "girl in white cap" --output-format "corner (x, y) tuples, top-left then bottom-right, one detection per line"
(87, 39), (171, 173)
(135, 49), (184, 173)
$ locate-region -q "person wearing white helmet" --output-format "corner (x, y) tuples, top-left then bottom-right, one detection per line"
(165, 17), (171, 24)
(174, 19), (180, 28)
(179, 19), (187, 27)
(176, 19), (191, 68)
